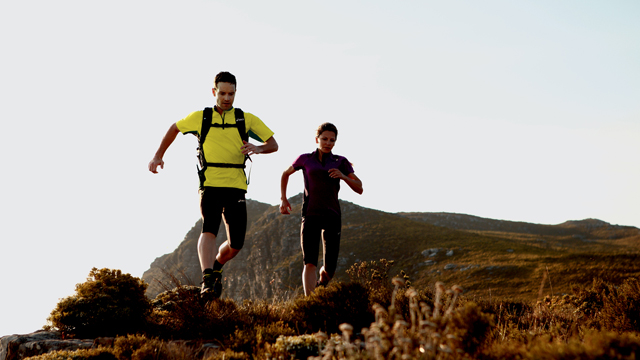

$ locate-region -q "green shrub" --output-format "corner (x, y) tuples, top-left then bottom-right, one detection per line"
(112, 334), (200, 360)
(26, 335), (205, 360)
(236, 299), (292, 328)
(346, 259), (396, 307)
(311, 281), (493, 359)
(150, 285), (209, 339)
(570, 277), (640, 332)
(601, 277), (640, 332)
(152, 291), (242, 339)
(270, 334), (320, 359)
(47, 268), (152, 338)
(225, 321), (296, 355)
(24, 348), (116, 360)
(447, 301), (495, 353)
(289, 281), (373, 334)
(202, 349), (250, 360)
(482, 330), (640, 360)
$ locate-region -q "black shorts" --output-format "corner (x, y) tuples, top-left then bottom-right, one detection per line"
(199, 187), (247, 250)
(300, 215), (342, 277)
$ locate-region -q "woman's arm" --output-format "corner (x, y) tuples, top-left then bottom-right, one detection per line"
(344, 173), (363, 195)
(328, 169), (363, 195)
(280, 166), (297, 214)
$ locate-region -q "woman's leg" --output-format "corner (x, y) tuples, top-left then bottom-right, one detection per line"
(321, 215), (342, 285)
(301, 216), (322, 296)
(303, 263), (318, 296)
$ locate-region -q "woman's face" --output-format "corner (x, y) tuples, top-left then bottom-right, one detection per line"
(316, 131), (337, 154)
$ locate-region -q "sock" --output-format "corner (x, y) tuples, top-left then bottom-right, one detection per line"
(203, 268), (214, 276)
(213, 259), (224, 272)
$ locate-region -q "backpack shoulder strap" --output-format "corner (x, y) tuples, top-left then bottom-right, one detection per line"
(201, 107), (213, 147)
(234, 108), (252, 185)
(196, 107), (214, 189)
(234, 108), (248, 143)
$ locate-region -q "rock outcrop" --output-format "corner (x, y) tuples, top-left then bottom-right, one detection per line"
(0, 331), (99, 360)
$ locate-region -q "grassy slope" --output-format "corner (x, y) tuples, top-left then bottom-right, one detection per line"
(397, 212), (640, 301)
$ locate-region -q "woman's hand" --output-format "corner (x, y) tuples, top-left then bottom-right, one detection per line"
(280, 198), (292, 215)
(328, 168), (347, 180)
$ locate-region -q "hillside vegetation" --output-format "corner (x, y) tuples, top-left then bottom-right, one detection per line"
(143, 195), (640, 302)
(36, 199), (640, 359)
(41, 264), (640, 359)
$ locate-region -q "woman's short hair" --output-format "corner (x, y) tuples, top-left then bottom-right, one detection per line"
(316, 122), (338, 138)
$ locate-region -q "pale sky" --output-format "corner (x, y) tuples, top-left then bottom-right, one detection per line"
(1, 0), (638, 337)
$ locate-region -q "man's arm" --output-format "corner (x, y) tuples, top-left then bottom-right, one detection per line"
(279, 165), (297, 214)
(148, 123), (180, 174)
(241, 136), (279, 156)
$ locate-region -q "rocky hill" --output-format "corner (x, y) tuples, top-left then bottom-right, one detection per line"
(142, 196), (640, 301)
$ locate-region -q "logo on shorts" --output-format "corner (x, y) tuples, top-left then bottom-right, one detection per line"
(238, 199), (246, 203)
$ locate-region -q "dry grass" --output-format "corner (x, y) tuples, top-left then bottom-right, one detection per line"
(40, 260), (640, 360)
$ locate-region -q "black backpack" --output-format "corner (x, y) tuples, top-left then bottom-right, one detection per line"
(196, 107), (252, 188)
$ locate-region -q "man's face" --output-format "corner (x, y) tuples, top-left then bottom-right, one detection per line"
(212, 82), (236, 110)
(316, 131), (337, 154)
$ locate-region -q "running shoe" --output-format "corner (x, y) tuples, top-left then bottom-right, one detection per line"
(201, 270), (223, 298)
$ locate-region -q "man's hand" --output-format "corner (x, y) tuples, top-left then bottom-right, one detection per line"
(149, 123), (179, 174)
(280, 198), (292, 215)
(240, 140), (262, 156)
(148, 157), (164, 174)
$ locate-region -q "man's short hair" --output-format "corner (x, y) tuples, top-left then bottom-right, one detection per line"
(316, 122), (338, 139)
(214, 72), (237, 89)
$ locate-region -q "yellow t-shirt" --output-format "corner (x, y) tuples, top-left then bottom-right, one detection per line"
(176, 107), (274, 191)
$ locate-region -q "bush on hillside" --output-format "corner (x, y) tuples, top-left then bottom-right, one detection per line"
(47, 268), (152, 338)
(346, 259), (396, 307)
(307, 281), (495, 359)
(482, 330), (640, 360)
(224, 321), (296, 355)
(151, 285), (242, 339)
(289, 281), (373, 334)
(24, 335), (208, 360)
(22, 348), (117, 360)
(580, 277), (640, 332)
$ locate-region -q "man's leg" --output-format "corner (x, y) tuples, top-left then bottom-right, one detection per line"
(198, 232), (218, 272)
(217, 190), (246, 265)
(199, 188), (224, 296)
(201, 189), (246, 298)
(216, 239), (241, 265)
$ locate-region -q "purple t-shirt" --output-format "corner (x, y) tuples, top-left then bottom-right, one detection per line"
(292, 149), (355, 217)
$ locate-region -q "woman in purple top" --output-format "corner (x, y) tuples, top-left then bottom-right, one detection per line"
(280, 123), (363, 296)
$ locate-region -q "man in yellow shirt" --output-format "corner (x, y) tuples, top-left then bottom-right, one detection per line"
(148, 72), (278, 298)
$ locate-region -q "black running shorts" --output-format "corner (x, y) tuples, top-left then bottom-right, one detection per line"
(300, 215), (342, 277)
(199, 187), (247, 250)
